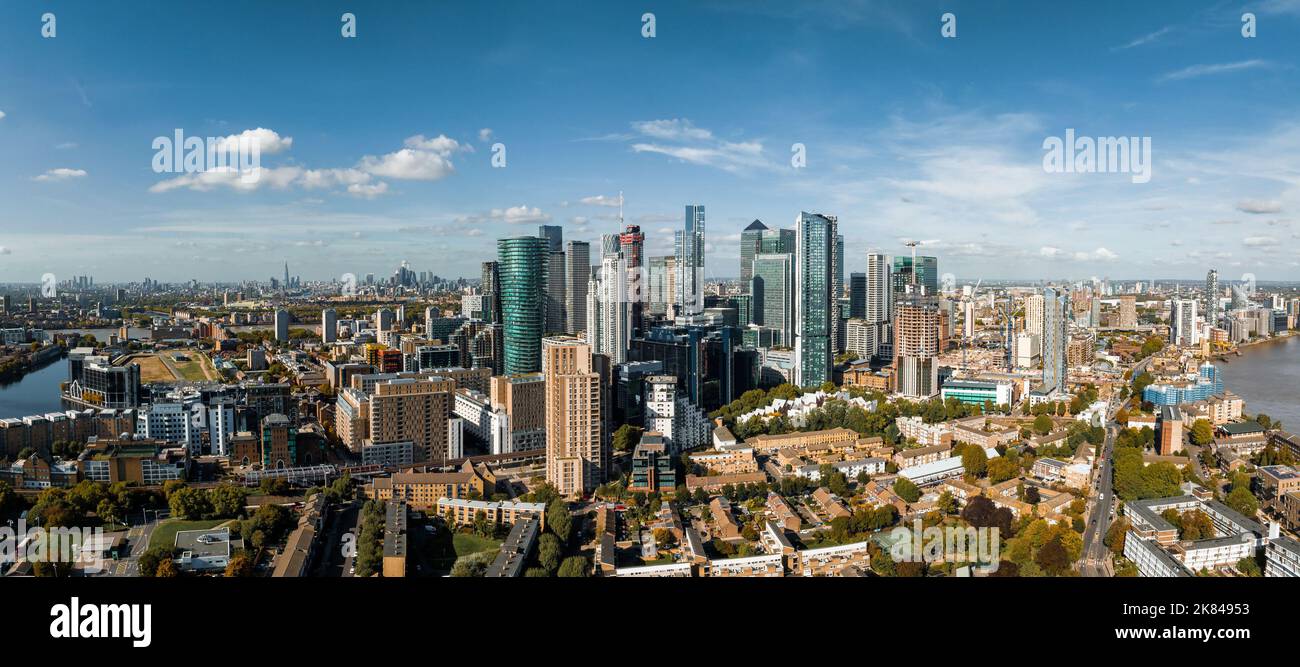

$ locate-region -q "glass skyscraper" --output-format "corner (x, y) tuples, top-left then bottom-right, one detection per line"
(498, 236), (549, 374)
(751, 252), (793, 346)
(677, 204), (706, 314)
(1042, 286), (1069, 393)
(795, 212), (836, 387)
(892, 255), (939, 297)
(740, 219), (767, 289)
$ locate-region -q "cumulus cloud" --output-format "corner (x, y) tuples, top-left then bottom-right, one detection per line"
(457, 205), (552, 225)
(0, 110), (6, 120)
(34, 168), (88, 181)
(1243, 236), (1277, 247)
(151, 131), (466, 195)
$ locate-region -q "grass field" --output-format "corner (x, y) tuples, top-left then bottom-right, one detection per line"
(149, 519), (231, 552)
(170, 354), (211, 381)
(452, 533), (501, 558)
(122, 354), (173, 383)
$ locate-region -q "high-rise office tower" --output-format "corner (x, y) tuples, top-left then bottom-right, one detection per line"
(893, 297), (940, 398)
(376, 308), (395, 333)
(619, 225), (645, 335)
(761, 227), (796, 254)
(794, 212), (837, 387)
(751, 253), (793, 346)
(321, 308), (337, 344)
(538, 224), (563, 252)
(740, 219), (768, 290)
(274, 309), (290, 342)
(1204, 269), (1219, 325)
(480, 261), (501, 324)
(892, 255), (939, 297)
(545, 249), (567, 334)
(1042, 286), (1069, 393)
(1172, 299), (1199, 346)
(544, 337), (604, 497)
(676, 204), (706, 315)
(849, 272), (867, 319)
(647, 255), (672, 316)
(564, 240), (590, 335)
(497, 236), (549, 374)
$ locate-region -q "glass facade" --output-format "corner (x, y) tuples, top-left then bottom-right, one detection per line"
(497, 236), (548, 375)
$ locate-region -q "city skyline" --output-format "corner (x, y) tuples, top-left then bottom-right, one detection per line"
(3, 1), (1300, 282)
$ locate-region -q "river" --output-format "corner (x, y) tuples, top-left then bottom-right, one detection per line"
(0, 357), (69, 418)
(1217, 335), (1300, 431)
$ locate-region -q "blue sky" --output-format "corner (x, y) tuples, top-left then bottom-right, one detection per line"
(2, 0), (1299, 283)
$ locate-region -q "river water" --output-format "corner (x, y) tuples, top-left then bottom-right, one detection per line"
(1216, 335), (1300, 431)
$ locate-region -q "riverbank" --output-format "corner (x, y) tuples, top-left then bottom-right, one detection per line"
(0, 344), (66, 386)
(1216, 334), (1300, 429)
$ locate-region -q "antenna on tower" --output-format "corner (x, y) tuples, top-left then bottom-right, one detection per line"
(618, 190), (624, 227)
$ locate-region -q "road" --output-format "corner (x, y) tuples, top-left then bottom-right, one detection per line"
(1079, 396), (1121, 577)
(314, 501), (360, 577)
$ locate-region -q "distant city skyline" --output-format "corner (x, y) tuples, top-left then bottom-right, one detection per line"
(4, 1), (1300, 281)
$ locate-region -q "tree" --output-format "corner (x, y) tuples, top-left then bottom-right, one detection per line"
(168, 486), (211, 520)
(224, 552), (254, 577)
(138, 546), (175, 577)
(987, 457), (1019, 484)
(1190, 419), (1214, 446)
(450, 551), (494, 577)
(961, 496), (1015, 538)
(547, 499), (572, 543)
(612, 424), (643, 453)
(538, 533), (563, 573)
(962, 445), (988, 479)
(1237, 555), (1262, 577)
(155, 558), (180, 578)
(893, 477), (921, 504)
(1226, 486), (1259, 518)
(557, 555), (590, 577)
(208, 484), (248, 519)
(1035, 537), (1071, 576)
(1032, 414), (1054, 436)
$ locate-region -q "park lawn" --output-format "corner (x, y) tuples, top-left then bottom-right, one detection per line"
(173, 359), (209, 381)
(149, 519), (232, 552)
(452, 533), (501, 558)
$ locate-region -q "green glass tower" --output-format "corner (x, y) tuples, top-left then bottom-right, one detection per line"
(497, 236), (549, 374)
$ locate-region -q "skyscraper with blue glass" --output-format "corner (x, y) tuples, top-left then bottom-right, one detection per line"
(794, 212), (837, 387)
(497, 236), (549, 374)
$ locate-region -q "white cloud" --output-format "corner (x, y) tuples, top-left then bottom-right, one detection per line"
(1243, 236), (1277, 247)
(457, 205), (552, 225)
(1159, 59), (1273, 82)
(1236, 199), (1282, 214)
(627, 119), (772, 172)
(1040, 246), (1064, 258)
(478, 128), (493, 142)
(34, 168), (88, 182)
(348, 182), (389, 199)
(55, 142), (78, 150)
(1113, 26), (1173, 51)
(631, 119), (714, 141)
(214, 128), (293, 154)
(0, 111), (6, 120)
(580, 194), (622, 207)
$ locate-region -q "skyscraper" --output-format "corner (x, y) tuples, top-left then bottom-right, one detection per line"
(677, 204), (706, 315)
(588, 253), (630, 363)
(892, 298), (940, 398)
(564, 240), (590, 335)
(794, 212), (837, 387)
(647, 255), (672, 316)
(739, 219), (768, 289)
(538, 224), (563, 252)
(1042, 286), (1069, 393)
(497, 236), (548, 374)
(480, 261), (500, 324)
(321, 308), (337, 344)
(849, 272), (867, 319)
(545, 249), (566, 334)
(1172, 299), (1199, 346)
(751, 253), (793, 346)
(544, 337), (604, 497)
(892, 255), (939, 297)
(619, 224), (646, 335)
(274, 309), (290, 342)
(1204, 269), (1219, 325)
